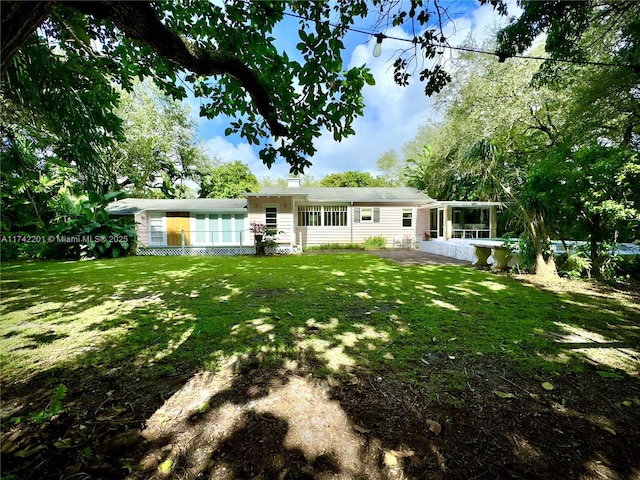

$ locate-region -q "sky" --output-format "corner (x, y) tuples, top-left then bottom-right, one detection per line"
(190, 1), (518, 181)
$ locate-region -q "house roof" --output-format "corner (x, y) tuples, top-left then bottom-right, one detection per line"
(105, 198), (247, 215)
(245, 187), (433, 203)
(422, 200), (505, 208)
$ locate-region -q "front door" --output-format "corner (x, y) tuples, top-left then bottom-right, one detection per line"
(166, 212), (190, 246)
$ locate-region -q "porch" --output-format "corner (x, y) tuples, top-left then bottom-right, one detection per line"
(422, 201), (502, 241)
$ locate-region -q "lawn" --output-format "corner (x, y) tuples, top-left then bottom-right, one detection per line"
(1, 253), (639, 479)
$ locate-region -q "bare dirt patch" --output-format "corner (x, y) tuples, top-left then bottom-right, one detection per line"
(2, 350), (640, 480)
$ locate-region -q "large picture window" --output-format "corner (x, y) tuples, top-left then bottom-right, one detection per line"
(324, 205), (348, 226)
(297, 205), (348, 227)
(193, 213), (244, 245)
(298, 205), (321, 226)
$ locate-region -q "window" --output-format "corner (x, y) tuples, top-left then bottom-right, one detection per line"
(298, 205), (321, 226)
(195, 214), (206, 243)
(324, 205), (348, 226)
(402, 209), (413, 227)
(265, 206), (278, 229)
(149, 212), (164, 245)
(354, 207), (380, 223)
(235, 216), (244, 243)
(297, 205), (348, 227)
(191, 213), (244, 245)
(221, 214), (232, 242)
(429, 209), (438, 238)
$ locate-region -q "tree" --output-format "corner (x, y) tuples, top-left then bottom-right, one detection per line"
(1, 26), (122, 190)
(197, 161), (259, 199)
(105, 80), (204, 198)
(495, 0), (640, 149)
(2, 1), (493, 176)
(320, 171), (388, 187)
(402, 38), (574, 276)
(376, 150), (406, 186)
(526, 145), (639, 278)
(259, 176), (288, 188)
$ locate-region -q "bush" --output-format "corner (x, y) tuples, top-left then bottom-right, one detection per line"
(306, 243), (364, 251)
(364, 236), (387, 249)
(616, 255), (640, 281)
(2, 192), (136, 260)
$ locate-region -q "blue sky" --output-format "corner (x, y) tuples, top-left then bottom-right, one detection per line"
(189, 1), (516, 181)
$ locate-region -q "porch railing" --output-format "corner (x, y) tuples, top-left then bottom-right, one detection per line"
(451, 229), (491, 239)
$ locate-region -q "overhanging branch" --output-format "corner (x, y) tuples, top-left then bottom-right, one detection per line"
(69, 1), (289, 137)
(1, 1), (289, 137)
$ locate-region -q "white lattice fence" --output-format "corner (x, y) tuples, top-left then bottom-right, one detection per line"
(136, 245), (300, 256)
(136, 247), (255, 256)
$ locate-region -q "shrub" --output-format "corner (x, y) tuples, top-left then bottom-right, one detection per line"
(364, 236), (387, 249)
(4, 192), (136, 260)
(306, 243), (364, 251)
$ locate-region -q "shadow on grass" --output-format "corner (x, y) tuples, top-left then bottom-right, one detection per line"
(1, 254), (639, 479)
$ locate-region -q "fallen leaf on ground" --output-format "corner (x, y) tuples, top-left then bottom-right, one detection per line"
(426, 419), (442, 436)
(622, 400), (632, 407)
(493, 390), (516, 399)
(383, 451), (398, 466)
(352, 424), (371, 434)
(541, 382), (554, 391)
(603, 426), (617, 435)
(391, 449), (415, 458)
(53, 438), (72, 449)
(158, 459), (173, 473)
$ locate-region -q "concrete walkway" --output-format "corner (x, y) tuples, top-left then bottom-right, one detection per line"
(367, 249), (471, 266)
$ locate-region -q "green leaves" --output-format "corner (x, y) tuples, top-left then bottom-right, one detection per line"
(197, 161), (259, 199)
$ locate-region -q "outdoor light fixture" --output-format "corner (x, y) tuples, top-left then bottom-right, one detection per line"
(372, 33), (386, 57)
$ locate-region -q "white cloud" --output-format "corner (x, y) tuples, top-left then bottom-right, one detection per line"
(194, 1), (520, 181)
(301, 3), (518, 179)
(204, 136), (260, 171)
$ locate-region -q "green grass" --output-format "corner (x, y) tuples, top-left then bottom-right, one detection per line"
(1, 253), (639, 386)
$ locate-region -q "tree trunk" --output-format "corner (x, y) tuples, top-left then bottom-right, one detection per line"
(534, 251), (557, 278)
(590, 214), (602, 279)
(528, 216), (558, 279)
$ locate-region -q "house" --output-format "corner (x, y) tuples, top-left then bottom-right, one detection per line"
(106, 179), (502, 256)
(245, 178), (431, 249)
(105, 198), (251, 255)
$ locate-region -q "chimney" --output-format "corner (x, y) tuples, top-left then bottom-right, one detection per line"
(287, 177), (301, 188)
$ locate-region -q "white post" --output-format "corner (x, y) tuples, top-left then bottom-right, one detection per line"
(299, 231), (303, 253)
(240, 230), (243, 255)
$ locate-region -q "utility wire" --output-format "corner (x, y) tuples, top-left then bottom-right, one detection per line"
(280, 8), (637, 71)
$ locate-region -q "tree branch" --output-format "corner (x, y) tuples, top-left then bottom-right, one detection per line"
(69, 1), (288, 137)
(1, 1), (56, 75)
(1, 1), (289, 137)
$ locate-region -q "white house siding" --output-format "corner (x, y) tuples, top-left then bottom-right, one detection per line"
(415, 209), (430, 240)
(298, 226), (351, 246)
(248, 197), (295, 246)
(353, 206), (413, 246)
(135, 212), (149, 246)
(294, 205), (421, 247)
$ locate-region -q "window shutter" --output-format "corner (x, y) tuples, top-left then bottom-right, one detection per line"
(373, 208), (380, 223)
(354, 207), (361, 223)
